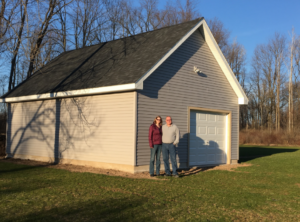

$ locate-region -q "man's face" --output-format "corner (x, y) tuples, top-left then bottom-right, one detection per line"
(166, 117), (172, 125)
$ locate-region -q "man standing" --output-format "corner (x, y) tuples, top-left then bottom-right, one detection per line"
(162, 116), (180, 177)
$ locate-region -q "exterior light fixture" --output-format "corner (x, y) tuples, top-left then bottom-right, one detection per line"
(194, 66), (202, 74)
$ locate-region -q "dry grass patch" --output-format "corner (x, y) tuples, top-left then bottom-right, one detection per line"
(240, 129), (300, 145)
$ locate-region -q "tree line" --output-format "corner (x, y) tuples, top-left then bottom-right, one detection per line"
(1, 0), (300, 132)
(0, 0), (201, 91)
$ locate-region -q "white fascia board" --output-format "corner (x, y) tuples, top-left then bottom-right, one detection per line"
(2, 83), (139, 103)
(201, 21), (248, 105)
(135, 19), (205, 86)
(238, 98), (247, 105)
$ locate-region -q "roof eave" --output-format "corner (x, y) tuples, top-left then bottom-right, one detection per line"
(1, 83), (142, 103)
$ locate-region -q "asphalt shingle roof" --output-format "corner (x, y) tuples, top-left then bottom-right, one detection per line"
(4, 18), (203, 98)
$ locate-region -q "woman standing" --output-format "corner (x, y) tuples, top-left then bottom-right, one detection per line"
(148, 116), (163, 177)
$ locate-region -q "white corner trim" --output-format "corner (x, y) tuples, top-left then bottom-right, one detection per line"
(135, 19), (205, 86)
(133, 91), (137, 166)
(201, 22), (248, 105)
(2, 83), (139, 103)
(238, 97), (247, 105)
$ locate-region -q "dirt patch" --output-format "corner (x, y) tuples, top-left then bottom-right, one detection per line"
(0, 157), (162, 180)
(207, 163), (252, 171)
(0, 157), (252, 179)
(296, 183), (300, 188)
(179, 163), (252, 176)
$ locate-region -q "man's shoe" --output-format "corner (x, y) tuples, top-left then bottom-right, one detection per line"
(164, 174), (171, 177)
(173, 175), (179, 178)
(150, 174), (154, 177)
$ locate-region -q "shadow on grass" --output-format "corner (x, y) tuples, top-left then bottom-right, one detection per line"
(178, 167), (212, 178)
(8, 197), (160, 222)
(239, 146), (299, 163)
(0, 176), (60, 196)
(0, 160), (57, 174)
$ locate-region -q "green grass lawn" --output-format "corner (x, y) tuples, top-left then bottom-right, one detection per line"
(1, 146), (300, 222)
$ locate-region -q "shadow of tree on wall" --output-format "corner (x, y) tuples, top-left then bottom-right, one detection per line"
(6, 96), (101, 164)
(5, 32), (149, 163)
(184, 133), (226, 164)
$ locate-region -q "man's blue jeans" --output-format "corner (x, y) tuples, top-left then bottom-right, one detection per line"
(162, 143), (178, 175)
(149, 144), (162, 175)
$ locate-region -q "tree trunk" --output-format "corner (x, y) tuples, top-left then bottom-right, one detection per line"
(289, 30), (295, 132)
(8, 0), (28, 91)
(26, 0), (57, 78)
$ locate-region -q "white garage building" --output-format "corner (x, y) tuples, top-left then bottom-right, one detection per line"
(2, 18), (248, 173)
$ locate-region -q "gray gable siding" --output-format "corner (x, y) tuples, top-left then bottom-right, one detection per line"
(136, 30), (239, 166)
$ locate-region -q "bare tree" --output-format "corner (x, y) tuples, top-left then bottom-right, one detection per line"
(160, 0), (200, 28)
(137, 0), (161, 31)
(208, 17), (230, 52)
(110, 0), (138, 37)
(269, 33), (286, 130)
(248, 33), (289, 130)
(102, 0), (122, 41)
(26, 0), (72, 78)
(8, 0), (28, 92)
(71, 0), (101, 49)
(292, 35), (300, 130)
(288, 28), (296, 131)
(57, 0), (68, 52)
(224, 39), (246, 82)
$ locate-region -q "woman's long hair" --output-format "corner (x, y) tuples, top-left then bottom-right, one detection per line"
(153, 115), (163, 126)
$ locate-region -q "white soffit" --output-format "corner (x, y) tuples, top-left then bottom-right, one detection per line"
(2, 83), (139, 103)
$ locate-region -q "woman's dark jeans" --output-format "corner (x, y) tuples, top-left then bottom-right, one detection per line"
(149, 144), (162, 175)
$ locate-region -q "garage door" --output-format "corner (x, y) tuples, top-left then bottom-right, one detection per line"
(189, 110), (227, 166)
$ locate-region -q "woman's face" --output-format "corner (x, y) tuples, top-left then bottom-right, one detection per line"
(156, 117), (161, 124)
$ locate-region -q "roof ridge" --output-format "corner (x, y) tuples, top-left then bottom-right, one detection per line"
(64, 17), (204, 53)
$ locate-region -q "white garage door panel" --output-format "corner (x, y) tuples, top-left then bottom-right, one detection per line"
(189, 111), (227, 166)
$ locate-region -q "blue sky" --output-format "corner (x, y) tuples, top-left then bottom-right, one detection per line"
(160, 0), (300, 72)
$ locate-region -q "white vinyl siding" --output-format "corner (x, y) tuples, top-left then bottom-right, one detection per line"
(7, 100), (57, 159)
(136, 30), (239, 166)
(6, 92), (135, 165)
